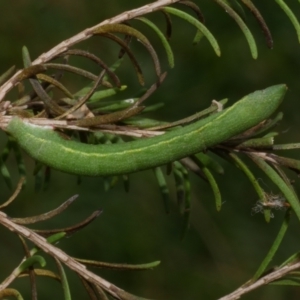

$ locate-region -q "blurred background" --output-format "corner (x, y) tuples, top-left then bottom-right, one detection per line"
(1, 1), (300, 299)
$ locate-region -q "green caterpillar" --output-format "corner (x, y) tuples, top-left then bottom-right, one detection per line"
(6, 85), (286, 176)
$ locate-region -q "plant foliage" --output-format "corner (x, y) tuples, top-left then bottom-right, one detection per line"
(1, 1), (300, 299)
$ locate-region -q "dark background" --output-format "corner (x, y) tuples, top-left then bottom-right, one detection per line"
(1, 1), (300, 299)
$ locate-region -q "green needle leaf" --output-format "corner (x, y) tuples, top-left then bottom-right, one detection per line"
(275, 0), (300, 43)
(55, 259), (72, 300)
(191, 153), (222, 210)
(136, 17), (175, 68)
(193, 152), (224, 174)
(228, 153), (272, 222)
(0, 158), (12, 190)
(154, 166), (170, 213)
(80, 86), (127, 103)
(270, 277), (300, 286)
(18, 255), (47, 273)
(0, 65), (16, 85)
(203, 166), (222, 211)
(0, 140), (13, 189)
(91, 97), (136, 113)
(279, 252), (300, 268)
(122, 174), (130, 192)
(163, 7), (221, 56)
(229, 136), (274, 149)
(30, 232), (67, 256)
(226, 0), (247, 19)
(9, 137), (26, 181)
(173, 164), (186, 211)
(33, 161), (44, 192)
(273, 143), (300, 150)
(213, 0), (258, 59)
(193, 30), (204, 44)
(249, 154), (300, 222)
(174, 162), (191, 238)
(123, 116), (168, 128)
(252, 210), (291, 281)
(178, 1), (205, 44)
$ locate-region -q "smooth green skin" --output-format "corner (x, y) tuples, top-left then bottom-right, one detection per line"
(7, 85), (287, 176)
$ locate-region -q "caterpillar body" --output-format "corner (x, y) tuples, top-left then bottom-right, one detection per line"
(6, 85), (286, 176)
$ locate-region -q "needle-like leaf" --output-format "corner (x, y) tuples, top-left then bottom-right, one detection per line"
(163, 7), (221, 56)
